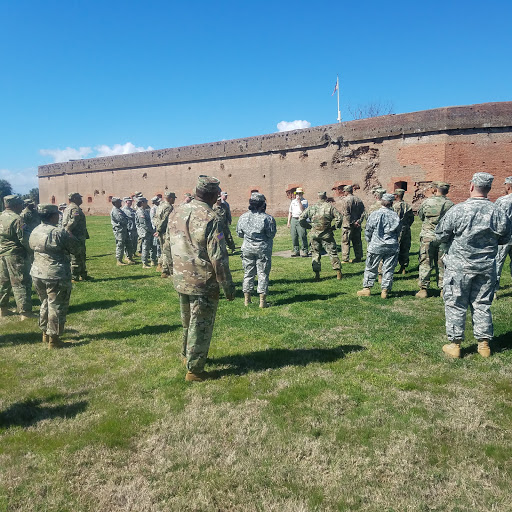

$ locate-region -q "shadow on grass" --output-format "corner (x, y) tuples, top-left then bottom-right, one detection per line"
(0, 331), (41, 346)
(68, 298), (136, 314)
(272, 292), (341, 306)
(86, 323), (180, 341)
(91, 275), (154, 283)
(209, 344), (365, 377)
(0, 393), (88, 429)
(88, 253), (114, 259)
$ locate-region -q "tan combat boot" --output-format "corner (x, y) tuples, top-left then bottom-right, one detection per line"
(0, 307), (9, 317)
(314, 271), (321, 281)
(442, 340), (461, 358)
(381, 289), (388, 299)
(357, 288), (371, 297)
(415, 288), (428, 299)
(20, 312), (34, 320)
(185, 371), (209, 382)
(156, 264), (162, 272)
(116, 260), (127, 266)
(259, 294), (269, 308)
(42, 332), (49, 344)
(493, 292), (497, 301)
(336, 270), (342, 280)
(142, 264), (152, 269)
(244, 292), (252, 306)
(160, 272), (170, 278)
(48, 335), (65, 349)
(477, 340), (491, 358)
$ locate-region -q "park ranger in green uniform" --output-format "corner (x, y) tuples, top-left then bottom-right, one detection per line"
(0, 195), (33, 319)
(30, 204), (81, 348)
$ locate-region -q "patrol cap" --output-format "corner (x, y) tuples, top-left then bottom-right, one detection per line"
(221, 191), (228, 197)
(111, 197), (121, 203)
(504, 177), (512, 185)
(437, 182), (450, 189)
(3, 195), (23, 208)
(470, 172), (494, 188)
(250, 192), (266, 202)
(37, 204), (59, 215)
(68, 192), (82, 200)
(24, 198), (34, 205)
(394, 188), (405, 194)
(295, 187), (304, 194)
(122, 197), (131, 201)
(343, 185), (353, 193)
(164, 191), (177, 198)
(429, 181), (439, 189)
(151, 196), (160, 203)
(196, 175), (221, 194)
(134, 191), (143, 197)
(184, 192), (193, 197)
(59, 202), (67, 208)
(318, 191), (327, 198)
(382, 193), (395, 202)
(136, 196), (147, 204)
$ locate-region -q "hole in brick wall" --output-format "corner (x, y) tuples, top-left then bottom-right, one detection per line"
(299, 151), (308, 160)
(279, 152), (286, 159)
(102, 190), (105, 195)
(394, 181), (408, 191)
(228, 173), (232, 178)
(263, 174), (266, 178)
(142, 173), (148, 179)
(87, 196), (93, 203)
(320, 161), (327, 168)
(51, 196), (56, 204)
(220, 163), (225, 170)
(94, 189), (99, 195)
(188, 167), (191, 170)
(108, 196), (113, 202)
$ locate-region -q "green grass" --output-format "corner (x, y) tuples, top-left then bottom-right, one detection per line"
(1, 216), (512, 511)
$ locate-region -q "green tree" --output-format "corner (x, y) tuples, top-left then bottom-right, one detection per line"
(0, 179), (13, 212)
(22, 188), (39, 204)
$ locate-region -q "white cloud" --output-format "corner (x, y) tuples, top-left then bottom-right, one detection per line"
(277, 120), (311, 132)
(39, 146), (92, 163)
(0, 168), (38, 194)
(94, 142), (154, 157)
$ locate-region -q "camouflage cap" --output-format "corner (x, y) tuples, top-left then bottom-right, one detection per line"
(343, 185), (353, 193)
(24, 198), (34, 205)
(111, 197), (121, 203)
(375, 188), (386, 198)
(164, 191), (177, 198)
(38, 204), (59, 215)
(250, 192), (266, 202)
(184, 192), (193, 197)
(504, 177), (512, 185)
(471, 172), (494, 188)
(151, 196), (160, 203)
(221, 191), (228, 197)
(437, 182), (450, 190)
(134, 191), (143, 197)
(136, 197), (147, 204)
(122, 197), (131, 201)
(68, 192), (82, 200)
(318, 191), (327, 198)
(382, 193), (396, 202)
(59, 203), (67, 209)
(3, 195), (23, 208)
(430, 181), (439, 189)
(196, 175), (221, 194)
(394, 188), (405, 194)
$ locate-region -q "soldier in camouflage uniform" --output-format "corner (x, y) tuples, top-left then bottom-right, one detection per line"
(299, 191), (343, 281)
(135, 197), (157, 269)
(213, 196), (236, 253)
(150, 197), (162, 268)
(494, 176), (512, 295)
(58, 203), (67, 228)
(30, 204), (81, 348)
(168, 175), (235, 382)
(0, 195), (33, 319)
(121, 197), (137, 263)
(392, 188), (415, 274)
(110, 197), (130, 266)
(357, 194), (401, 299)
(436, 172), (511, 358)
(236, 192), (276, 308)
(20, 199), (41, 235)
(62, 192), (90, 281)
(339, 185), (365, 263)
(155, 191), (176, 278)
(366, 188), (386, 216)
(416, 182), (454, 297)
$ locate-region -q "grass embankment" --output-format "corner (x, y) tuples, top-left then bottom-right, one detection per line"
(1, 216), (511, 511)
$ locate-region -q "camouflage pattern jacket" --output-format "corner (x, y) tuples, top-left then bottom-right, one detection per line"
(154, 202), (173, 236)
(135, 207), (154, 238)
(122, 206), (136, 234)
(0, 210), (30, 256)
(436, 197), (511, 275)
(495, 193), (512, 222)
(418, 195), (454, 240)
(366, 200), (382, 217)
(392, 200), (415, 231)
(339, 194), (365, 228)
(29, 223), (81, 280)
(365, 207), (401, 254)
(236, 210), (276, 255)
(62, 202), (89, 241)
(20, 207), (41, 234)
(168, 200), (234, 297)
(299, 200), (342, 239)
(110, 206), (128, 238)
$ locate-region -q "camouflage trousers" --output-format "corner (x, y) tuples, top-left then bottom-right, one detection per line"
(443, 267), (495, 341)
(363, 251), (399, 291)
(0, 254), (32, 313)
(397, 227), (412, 268)
(71, 240), (87, 280)
(33, 277), (72, 336)
(114, 233), (127, 262)
(290, 217), (308, 255)
(153, 235), (161, 260)
(125, 232), (137, 260)
(341, 225), (363, 262)
(310, 234), (341, 272)
(179, 292), (219, 373)
(225, 226), (236, 252)
(418, 238), (446, 289)
(495, 242), (512, 290)
(140, 235), (157, 265)
(159, 234), (172, 275)
(241, 250), (272, 294)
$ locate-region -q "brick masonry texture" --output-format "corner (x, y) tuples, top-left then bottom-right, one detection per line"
(38, 102), (512, 215)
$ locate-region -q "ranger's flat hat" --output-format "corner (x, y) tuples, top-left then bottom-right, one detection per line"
(38, 204), (59, 215)
(4, 195), (23, 208)
(196, 175), (220, 193)
(471, 172), (494, 188)
(295, 187), (304, 194)
(382, 193), (396, 202)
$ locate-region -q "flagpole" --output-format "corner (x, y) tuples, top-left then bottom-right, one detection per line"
(336, 75), (341, 123)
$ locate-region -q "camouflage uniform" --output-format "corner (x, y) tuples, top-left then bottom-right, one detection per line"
(392, 197), (414, 269)
(110, 202), (128, 263)
(62, 197), (89, 280)
(494, 192), (512, 290)
(154, 198), (174, 275)
(213, 203), (236, 251)
(339, 191), (365, 262)
(20, 204), (41, 235)
(30, 212), (81, 336)
(363, 204), (400, 291)
(236, 206), (276, 295)
(436, 197), (510, 342)
(299, 198), (342, 274)
(168, 183), (234, 375)
(121, 202), (137, 260)
(0, 198), (32, 314)
(150, 200), (162, 260)
(417, 195), (454, 289)
(135, 204), (157, 266)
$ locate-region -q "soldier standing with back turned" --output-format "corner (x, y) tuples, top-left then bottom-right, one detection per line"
(392, 188), (414, 274)
(110, 197), (129, 266)
(155, 191), (176, 278)
(339, 185), (365, 263)
(494, 176), (512, 296)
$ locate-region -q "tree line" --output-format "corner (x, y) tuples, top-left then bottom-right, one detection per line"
(0, 179), (39, 211)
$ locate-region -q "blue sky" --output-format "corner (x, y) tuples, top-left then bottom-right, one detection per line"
(1, 0), (511, 193)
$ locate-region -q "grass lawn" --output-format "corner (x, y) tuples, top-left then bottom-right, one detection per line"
(1, 215), (511, 511)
